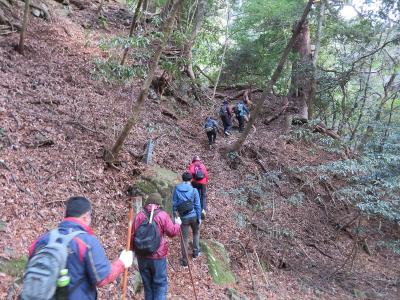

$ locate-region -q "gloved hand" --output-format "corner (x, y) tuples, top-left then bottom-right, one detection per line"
(201, 209), (206, 220)
(198, 219), (202, 225)
(119, 250), (133, 268)
(174, 217), (182, 225)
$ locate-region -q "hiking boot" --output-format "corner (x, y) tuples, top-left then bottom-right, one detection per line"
(192, 252), (201, 260)
(224, 131), (230, 136)
(209, 144), (212, 150)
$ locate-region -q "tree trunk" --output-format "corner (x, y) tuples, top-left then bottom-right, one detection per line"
(183, 0), (206, 80)
(105, 0), (182, 163)
(18, 0), (30, 55)
(286, 21), (312, 128)
(348, 57), (374, 144)
(358, 73), (397, 152)
(212, 2), (230, 99)
(229, 0), (315, 152)
(120, 0), (144, 66)
(308, 0), (325, 119)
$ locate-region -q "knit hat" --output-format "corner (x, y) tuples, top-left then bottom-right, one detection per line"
(145, 193), (163, 206)
(182, 172), (192, 182)
(192, 155), (201, 162)
(65, 196), (92, 218)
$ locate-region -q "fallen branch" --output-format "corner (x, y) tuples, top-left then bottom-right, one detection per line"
(253, 249), (268, 286)
(161, 108), (178, 120)
(0, 159), (32, 196)
(305, 243), (334, 259)
(67, 121), (106, 136)
(296, 240), (314, 263)
(313, 122), (341, 140)
(238, 241), (256, 292)
(263, 103), (288, 125)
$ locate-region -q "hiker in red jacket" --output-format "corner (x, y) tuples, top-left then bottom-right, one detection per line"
(131, 193), (181, 300)
(188, 156), (208, 219)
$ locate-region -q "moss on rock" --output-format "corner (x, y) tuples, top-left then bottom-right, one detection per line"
(135, 165), (180, 214)
(200, 240), (236, 285)
(0, 256), (27, 278)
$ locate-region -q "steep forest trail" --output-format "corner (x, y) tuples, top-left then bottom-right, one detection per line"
(1, 3), (399, 300)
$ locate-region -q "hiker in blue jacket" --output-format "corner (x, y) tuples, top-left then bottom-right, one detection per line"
(25, 196), (133, 300)
(234, 100), (250, 132)
(204, 117), (220, 150)
(172, 172), (201, 266)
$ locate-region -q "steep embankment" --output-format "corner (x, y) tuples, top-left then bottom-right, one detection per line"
(1, 2), (399, 300)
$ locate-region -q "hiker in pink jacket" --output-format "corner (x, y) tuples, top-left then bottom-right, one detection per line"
(131, 193), (181, 300)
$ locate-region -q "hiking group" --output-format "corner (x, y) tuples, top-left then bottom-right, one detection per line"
(204, 96), (250, 149)
(21, 156), (209, 300)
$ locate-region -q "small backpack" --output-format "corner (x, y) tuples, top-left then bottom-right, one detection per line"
(134, 210), (161, 256)
(204, 119), (215, 132)
(176, 189), (195, 216)
(194, 164), (205, 180)
(236, 102), (244, 117)
(21, 229), (85, 300)
(219, 105), (228, 117)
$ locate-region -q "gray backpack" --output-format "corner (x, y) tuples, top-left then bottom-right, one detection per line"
(20, 229), (85, 300)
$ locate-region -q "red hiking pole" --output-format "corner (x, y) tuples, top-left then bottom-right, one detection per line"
(121, 203), (134, 300)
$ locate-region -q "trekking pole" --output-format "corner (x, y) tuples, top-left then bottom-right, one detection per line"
(180, 230), (198, 300)
(121, 202), (135, 300)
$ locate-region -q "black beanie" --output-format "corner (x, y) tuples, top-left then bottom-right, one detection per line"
(182, 172), (192, 182)
(65, 196), (92, 218)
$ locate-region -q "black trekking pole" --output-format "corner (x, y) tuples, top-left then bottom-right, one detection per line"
(179, 230), (198, 300)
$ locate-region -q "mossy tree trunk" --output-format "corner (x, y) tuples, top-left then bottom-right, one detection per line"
(105, 0), (182, 163)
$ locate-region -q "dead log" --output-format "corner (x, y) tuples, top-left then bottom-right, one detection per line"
(313, 122), (341, 140)
(263, 103), (288, 125)
(161, 108), (177, 120)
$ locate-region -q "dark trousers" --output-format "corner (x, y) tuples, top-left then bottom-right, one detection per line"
(192, 181), (207, 211)
(181, 217), (200, 263)
(206, 129), (217, 145)
(221, 116), (232, 133)
(237, 115), (245, 132)
(138, 258), (168, 300)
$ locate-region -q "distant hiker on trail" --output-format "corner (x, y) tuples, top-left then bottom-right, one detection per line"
(204, 116), (220, 150)
(172, 172), (202, 266)
(188, 156), (208, 220)
(234, 100), (250, 132)
(22, 196), (133, 300)
(131, 193), (181, 300)
(219, 99), (233, 135)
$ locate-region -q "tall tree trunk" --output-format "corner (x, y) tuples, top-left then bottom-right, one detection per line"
(183, 0), (206, 80)
(18, 0), (31, 55)
(358, 73), (397, 152)
(308, 0), (325, 119)
(212, 1), (230, 99)
(120, 0), (144, 66)
(229, 0), (315, 152)
(378, 96), (396, 152)
(286, 21), (312, 128)
(105, 0), (182, 163)
(349, 57), (374, 144)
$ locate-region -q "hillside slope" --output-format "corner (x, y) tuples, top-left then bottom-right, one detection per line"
(1, 3), (399, 299)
